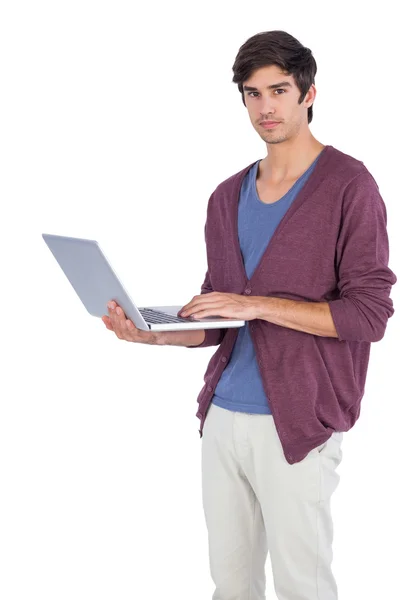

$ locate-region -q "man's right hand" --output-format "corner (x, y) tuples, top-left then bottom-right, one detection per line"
(102, 301), (206, 347)
(102, 301), (160, 345)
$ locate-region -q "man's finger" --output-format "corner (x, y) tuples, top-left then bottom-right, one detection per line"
(109, 309), (140, 341)
(106, 302), (156, 343)
(108, 303), (126, 336)
(181, 298), (224, 316)
(102, 316), (113, 330)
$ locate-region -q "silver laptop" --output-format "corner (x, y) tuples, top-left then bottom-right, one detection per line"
(42, 234), (245, 332)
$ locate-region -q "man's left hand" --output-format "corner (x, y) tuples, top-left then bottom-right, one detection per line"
(178, 292), (260, 321)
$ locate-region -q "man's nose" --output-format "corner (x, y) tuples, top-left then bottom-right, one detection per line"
(259, 96), (276, 116)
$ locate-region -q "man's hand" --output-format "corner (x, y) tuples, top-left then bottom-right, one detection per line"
(102, 301), (160, 344)
(178, 292), (260, 321)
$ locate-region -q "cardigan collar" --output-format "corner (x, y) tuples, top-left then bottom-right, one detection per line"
(230, 145), (334, 289)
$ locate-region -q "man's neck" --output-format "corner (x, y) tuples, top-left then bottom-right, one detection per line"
(259, 138), (325, 184)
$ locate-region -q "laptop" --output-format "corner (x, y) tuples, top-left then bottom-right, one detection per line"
(42, 234), (246, 332)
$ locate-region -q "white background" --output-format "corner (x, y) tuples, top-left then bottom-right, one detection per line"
(1, 1), (399, 599)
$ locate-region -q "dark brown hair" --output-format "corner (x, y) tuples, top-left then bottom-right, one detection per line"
(232, 30), (317, 124)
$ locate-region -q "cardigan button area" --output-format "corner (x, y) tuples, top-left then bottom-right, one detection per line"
(244, 288), (252, 295)
(207, 385), (213, 392)
(222, 356), (227, 362)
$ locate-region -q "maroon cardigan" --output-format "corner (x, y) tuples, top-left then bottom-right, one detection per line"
(189, 145), (397, 464)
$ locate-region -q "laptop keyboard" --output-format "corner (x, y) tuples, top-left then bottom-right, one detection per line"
(139, 308), (193, 324)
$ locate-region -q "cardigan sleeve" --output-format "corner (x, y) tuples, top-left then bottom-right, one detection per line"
(187, 214), (228, 349)
(327, 171), (397, 342)
(187, 268), (228, 348)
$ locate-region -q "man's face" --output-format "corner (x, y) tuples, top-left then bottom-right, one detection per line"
(243, 64), (315, 145)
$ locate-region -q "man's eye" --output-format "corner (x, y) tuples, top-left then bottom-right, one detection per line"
(247, 89), (286, 97)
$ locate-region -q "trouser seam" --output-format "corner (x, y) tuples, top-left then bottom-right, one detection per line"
(248, 490), (256, 600)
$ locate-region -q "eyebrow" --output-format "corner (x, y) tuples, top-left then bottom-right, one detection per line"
(243, 81), (293, 92)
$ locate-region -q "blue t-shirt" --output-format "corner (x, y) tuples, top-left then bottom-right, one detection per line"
(211, 154), (321, 414)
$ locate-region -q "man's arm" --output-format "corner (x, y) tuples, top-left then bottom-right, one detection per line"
(252, 297), (338, 338)
(159, 297), (337, 345)
(156, 329), (206, 347)
(186, 214), (228, 349)
(255, 171), (397, 342)
(186, 267), (227, 348)
(325, 172), (396, 342)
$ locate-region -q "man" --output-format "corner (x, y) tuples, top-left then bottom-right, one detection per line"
(102, 30), (397, 600)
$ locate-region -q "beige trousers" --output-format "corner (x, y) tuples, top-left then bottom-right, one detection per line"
(201, 402), (343, 600)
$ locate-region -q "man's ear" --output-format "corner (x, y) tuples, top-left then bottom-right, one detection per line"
(305, 84), (317, 108)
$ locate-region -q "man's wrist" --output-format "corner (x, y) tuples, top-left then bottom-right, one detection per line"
(152, 332), (164, 345)
(154, 329), (206, 347)
(250, 296), (270, 320)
